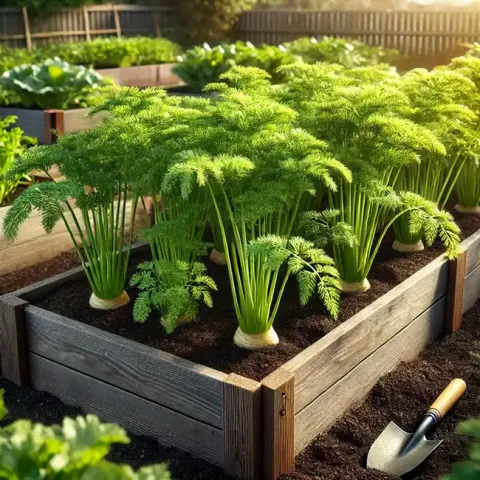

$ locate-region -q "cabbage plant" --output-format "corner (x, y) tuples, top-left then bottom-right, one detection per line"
(0, 390), (170, 479)
(0, 58), (105, 110)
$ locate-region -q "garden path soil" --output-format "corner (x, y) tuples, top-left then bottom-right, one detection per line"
(281, 300), (480, 480)
(31, 212), (480, 381)
(0, 302), (478, 480)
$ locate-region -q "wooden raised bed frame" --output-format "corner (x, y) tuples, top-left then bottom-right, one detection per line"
(96, 63), (181, 88)
(0, 107), (107, 144)
(1, 230), (479, 480)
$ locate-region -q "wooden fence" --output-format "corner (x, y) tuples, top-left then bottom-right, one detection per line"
(0, 4), (176, 50)
(236, 9), (480, 59)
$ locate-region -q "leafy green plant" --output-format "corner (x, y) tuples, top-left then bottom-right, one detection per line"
(278, 63), (460, 291)
(163, 67), (347, 346)
(0, 58), (105, 110)
(283, 36), (400, 68)
(442, 419), (480, 480)
(174, 41), (295, 92)
(3, 109), (142, 309)
(36, 37), (182, 69)
(130, 260), (217, 333)
(0, 115), (34, 207)
(0, 46), (34, 76)
(0, 389), (170, 479)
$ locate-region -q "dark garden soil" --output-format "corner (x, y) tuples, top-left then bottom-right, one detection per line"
(0, 251), (79, 296)
(29, 211), (480, 381)
(281, 299), (480, 480)
(0, 301), (478, 480)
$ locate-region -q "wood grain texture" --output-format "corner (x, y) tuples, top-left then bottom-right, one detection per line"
(0, 108), (49, 144)
(262, 368), (295, 480)
(284, 255), (448, 413)
(0, 295), (29, 386)
(463, 263), (480, 314)
(97, 65), (159, 87)
(62, 108), (107, 135)
(463, 228), (480, 274)
(29, 354), (224, 466)
(26, 305), (226, 428)
(158, 63), (181, 87)
(294, 297), (446, 455)
(223, 374), (262, 480)
(445, 251), (467, 333)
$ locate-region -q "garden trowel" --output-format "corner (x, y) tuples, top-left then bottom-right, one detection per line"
(367, 378), (467, 476)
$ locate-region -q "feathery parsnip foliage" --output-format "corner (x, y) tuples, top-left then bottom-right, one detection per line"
(278, 63), (460, 285)
(163, 67), (346, 333)
(130, 260), (217, 333)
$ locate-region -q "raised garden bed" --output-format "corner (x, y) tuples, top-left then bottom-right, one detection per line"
(97, 64), (181, 88)
(0, 107), (107, 144)
(1, 221), (479, 480)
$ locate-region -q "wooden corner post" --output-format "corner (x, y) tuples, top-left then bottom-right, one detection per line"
(223, 373), (262, 480)
(262, 368), (295, 480)
(445, 249), (467, 334)
(0, 295), (30, 386)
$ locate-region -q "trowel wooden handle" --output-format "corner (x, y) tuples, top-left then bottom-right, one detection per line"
(428, 379), (467, 419)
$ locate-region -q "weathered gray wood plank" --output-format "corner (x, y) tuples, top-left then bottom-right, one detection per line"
(294, 297), (446, 455)
(62, 108), (108, 135)
(284, 255), (448, 414)
(463, 262), (480, 314)
(223, 374), (262, 480)
(29, 354), (224, 466)
(463, 229), (480, 274)
(0, 107), (49, 143)
(25, 305), (227, 428)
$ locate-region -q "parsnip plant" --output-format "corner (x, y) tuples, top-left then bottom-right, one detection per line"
(447, 55), (480, 214)
(392, 68), (480, 245)
(89, 87), (213, 265)
(163, 67), (347, 348)
(279, 63), (460, 291)
(131, 260), (217, 333)
(3, 117), (142, 310)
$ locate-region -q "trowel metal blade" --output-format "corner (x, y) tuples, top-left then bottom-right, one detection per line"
(367, 421), (443, 476)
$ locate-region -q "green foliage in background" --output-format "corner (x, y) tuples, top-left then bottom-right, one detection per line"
(0, 390), (170, 479)
(131, 260), (217, 333)
(174, 36), (400, 92)
(36, 37), (182, 69)
(0, 116), (33, 207)
(443, 419), (480, 480)
(174, 41), (295, 92)
(0, 58), (106, 109)
(283, 36), (399, 68)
